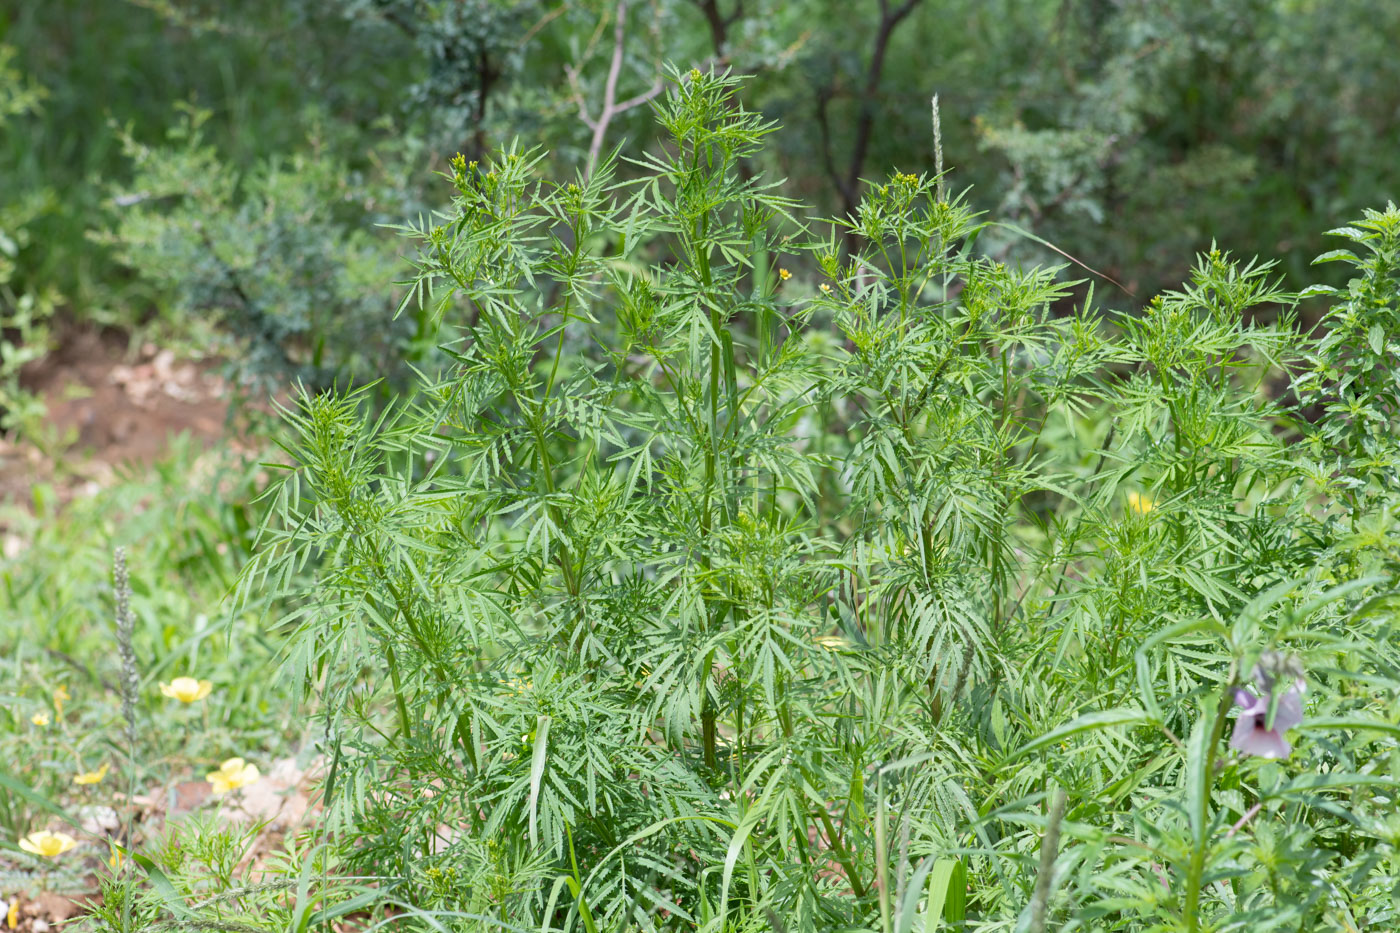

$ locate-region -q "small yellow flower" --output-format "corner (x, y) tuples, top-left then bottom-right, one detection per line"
(18, 830), (77, 858)
(819, 283), (832, 294)
(814, 634), (854, 651)
(160, 677), (213, 703)
(1127, 491), (1156, 516)
(778, 268), (791, 281)
(30, 713), (49, 727)
(74, 763), (110, 786)
(206, 757), (260, 795)
(5, 897), (17, 929)
(52, 684), (70, 717)
(108, 844), (125, 871)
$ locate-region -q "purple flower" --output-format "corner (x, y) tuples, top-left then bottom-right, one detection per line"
(1229, 680), (1304, 759)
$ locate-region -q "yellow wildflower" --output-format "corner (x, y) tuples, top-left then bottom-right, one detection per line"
(814, 634), (854, 651)
(819, 283), (832, 294)
(30, 713), (48, 727)
(206, 757), (260, 795)
(160, 677), (213, 703)
(779, 268), (791, 281)
(5, 897), (17, 929)
(108, 844), (125, 871)
(52, 684), (70, 717)
(74, 763), (110, 786)
(1127, 491), (1156, 516)
(18, 830), (77, 858)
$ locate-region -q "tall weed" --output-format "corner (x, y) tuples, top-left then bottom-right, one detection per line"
(239, 72), (1400, 931)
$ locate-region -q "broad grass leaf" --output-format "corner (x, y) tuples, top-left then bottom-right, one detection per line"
(1006, 709), (1151, 763)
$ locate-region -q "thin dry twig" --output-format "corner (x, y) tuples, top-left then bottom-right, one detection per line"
(566, 1), (665, 179)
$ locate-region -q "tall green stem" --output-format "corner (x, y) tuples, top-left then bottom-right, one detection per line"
(1183, 684), (1238, 930)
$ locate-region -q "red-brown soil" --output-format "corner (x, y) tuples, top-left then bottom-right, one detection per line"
(0, 326), (234, 509)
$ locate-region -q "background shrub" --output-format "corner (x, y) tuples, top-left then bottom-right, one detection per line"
(5, 0), (1400, 375)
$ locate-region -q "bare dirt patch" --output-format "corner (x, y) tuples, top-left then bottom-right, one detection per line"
(0, 326), (234, 507)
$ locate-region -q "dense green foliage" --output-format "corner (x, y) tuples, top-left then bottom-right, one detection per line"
(221, 73), (1400, 930)
(4, 3), (1400, 931)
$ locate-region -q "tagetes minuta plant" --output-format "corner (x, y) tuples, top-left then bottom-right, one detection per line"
(74, 763), (110, 785)
(207, 757), (259, 795)
(18, 831), (77, 858)
(160, 676), (213, 703)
